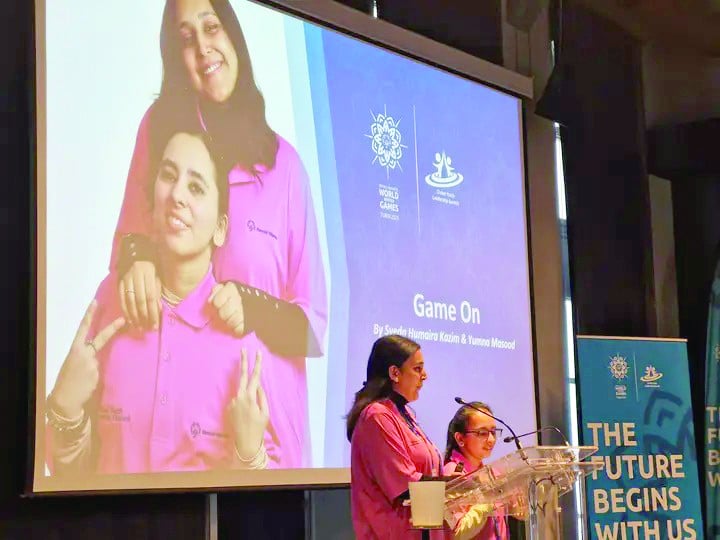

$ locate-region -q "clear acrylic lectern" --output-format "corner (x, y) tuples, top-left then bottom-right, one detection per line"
(443, 446), (602, 539)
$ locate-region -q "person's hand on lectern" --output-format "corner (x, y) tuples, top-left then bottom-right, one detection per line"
(50, 300), (125, 419)
(229, 348), (270, 464)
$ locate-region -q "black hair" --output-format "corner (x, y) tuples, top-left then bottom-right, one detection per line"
(147, 101), (230, 216)
(158, 0), (278, 175)
(345, 335), (420, 441)
(444, 402), (493, 462)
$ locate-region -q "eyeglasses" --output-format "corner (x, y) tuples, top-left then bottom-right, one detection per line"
(465, 428), (503, 439)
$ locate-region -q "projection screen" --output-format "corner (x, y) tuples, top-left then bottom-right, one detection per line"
(33, 0), (536, 492)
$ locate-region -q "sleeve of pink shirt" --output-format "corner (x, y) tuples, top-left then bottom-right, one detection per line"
(107, 107), (154, 272)
(283, 144), (328, 356)
(443, 460), (461, 475)
(361, 409), (424, 502)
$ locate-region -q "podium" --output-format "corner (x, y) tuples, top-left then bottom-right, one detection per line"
(443, 446), (602, 539)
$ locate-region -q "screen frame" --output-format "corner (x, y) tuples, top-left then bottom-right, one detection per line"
(31, 0), (536, 495)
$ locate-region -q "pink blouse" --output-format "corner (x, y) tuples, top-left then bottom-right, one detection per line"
(350, 398), (450, 540)
(92, 268), (284, 472)
(106, 106), (328, 467)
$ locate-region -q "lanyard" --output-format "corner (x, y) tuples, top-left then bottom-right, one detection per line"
(399, 406), (442, 477)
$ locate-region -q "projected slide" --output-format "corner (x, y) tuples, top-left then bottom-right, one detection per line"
(35, 0), (534, 491)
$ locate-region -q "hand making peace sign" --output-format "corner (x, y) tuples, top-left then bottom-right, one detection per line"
(229, 348), (270, 461)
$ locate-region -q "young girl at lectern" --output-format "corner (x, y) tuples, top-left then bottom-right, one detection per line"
(444, 402), (511, 540)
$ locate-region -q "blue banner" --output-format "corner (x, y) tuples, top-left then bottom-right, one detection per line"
(705, 262), (720, 539)
(577, 336), (704, 540)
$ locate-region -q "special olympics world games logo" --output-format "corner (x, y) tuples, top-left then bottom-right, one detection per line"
(609, 354), (629, 399)
(366, 107), (407, 177)
(609, 354), (629, 380)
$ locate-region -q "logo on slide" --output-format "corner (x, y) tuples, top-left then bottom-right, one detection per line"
(366, 107), (407, 176)
(425, 151), (464, 188)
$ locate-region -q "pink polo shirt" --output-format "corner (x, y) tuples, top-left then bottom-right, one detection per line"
(445, 450), (509, 540)
(350, 398), (450, 540)
(108, 106), (328, 468)
(89, 268), (283, 473)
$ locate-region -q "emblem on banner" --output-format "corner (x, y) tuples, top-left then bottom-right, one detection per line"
(640, 365), (663, 387)
(425, 151), (464, 188)
(366, 107), (407, 177)
(609, 354), (629, 399)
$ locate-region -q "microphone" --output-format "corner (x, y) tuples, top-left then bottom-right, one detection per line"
(503, 426), (570, 446)
(454, 397), (528, 461)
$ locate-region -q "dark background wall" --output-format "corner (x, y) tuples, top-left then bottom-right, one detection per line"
(648, 119), (720, 514)
(542, 0), (656, 337)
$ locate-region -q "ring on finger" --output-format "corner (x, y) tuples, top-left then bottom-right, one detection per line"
(125, 289), (135, 295)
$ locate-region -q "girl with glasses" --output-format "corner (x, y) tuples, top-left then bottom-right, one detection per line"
(444, 402), (509, 539)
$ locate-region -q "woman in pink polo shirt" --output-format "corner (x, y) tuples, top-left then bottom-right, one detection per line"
(47, 116), (276, 474)
(105, 0), (327, 468)
(347, 335), (451, 539)
(444, 403), (510, 540)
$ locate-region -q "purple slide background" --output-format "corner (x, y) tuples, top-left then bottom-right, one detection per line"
(319, 31), (537, 463)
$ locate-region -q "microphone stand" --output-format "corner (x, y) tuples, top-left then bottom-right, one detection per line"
(503, 426), (571, 447)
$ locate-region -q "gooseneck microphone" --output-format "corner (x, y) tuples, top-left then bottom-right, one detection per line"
(503, 426), (570, 446)
(454, 397), (528, 461)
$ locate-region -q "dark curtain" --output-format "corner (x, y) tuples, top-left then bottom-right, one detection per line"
(544, 0), (655, 336)
(217, 491), (306, 540)
(648, 118), (720, 517)
(378, 0), (503, 66)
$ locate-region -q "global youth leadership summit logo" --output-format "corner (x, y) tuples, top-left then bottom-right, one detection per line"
(425, 151), (464, 188)
(640, 364), (663, 387)
(366, 107), (407, 177)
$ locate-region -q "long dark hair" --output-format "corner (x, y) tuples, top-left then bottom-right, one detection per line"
(345, 335), (420, 441)
(158, 0), (278, 175)
(444, 402), (492, 462)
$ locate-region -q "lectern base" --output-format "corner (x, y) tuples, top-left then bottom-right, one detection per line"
(411, 525), (444, 540)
